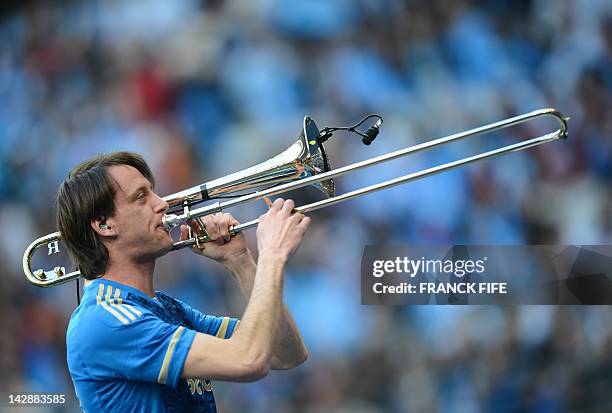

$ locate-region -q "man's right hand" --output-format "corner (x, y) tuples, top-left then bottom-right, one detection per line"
(256, 198), (310, 263)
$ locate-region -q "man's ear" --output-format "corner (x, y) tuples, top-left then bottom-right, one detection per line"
(91, 216), (117, 237)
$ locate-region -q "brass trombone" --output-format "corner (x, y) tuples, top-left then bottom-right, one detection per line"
(23, 108), (569, 287)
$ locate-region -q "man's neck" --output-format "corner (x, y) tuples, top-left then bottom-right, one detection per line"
(103, 260), (156, 298)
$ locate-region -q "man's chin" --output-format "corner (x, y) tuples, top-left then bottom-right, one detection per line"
(151, 233), (175, 258)
(159, 237), (174, 255)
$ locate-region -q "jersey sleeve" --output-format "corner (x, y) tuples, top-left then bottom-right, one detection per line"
(178, 299), (239, 339)
(77, 310), (197, 388)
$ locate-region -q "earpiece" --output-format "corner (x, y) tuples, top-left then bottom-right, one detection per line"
(100, 223), (110, 231)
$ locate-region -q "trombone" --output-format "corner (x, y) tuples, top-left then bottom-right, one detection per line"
(23, 108), (569, 287)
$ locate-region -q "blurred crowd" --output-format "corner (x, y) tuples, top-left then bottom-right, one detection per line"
(0, 0), (611, 412)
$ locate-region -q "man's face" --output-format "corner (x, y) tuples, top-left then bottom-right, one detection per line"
(105, 165), (173, 261)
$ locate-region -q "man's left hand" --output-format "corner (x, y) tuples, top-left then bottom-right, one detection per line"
(179, 213), (250, 265)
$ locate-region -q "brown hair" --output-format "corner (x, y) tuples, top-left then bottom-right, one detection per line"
(56, 152), (155, 279)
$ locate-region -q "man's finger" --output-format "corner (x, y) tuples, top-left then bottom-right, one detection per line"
(280, 199), (294, 215)
(262, 196), (273, 209)
(220, 213), (231, 242)
(180, 224), (190, 241)
(189, 218), (203, 233)
(214, 213), (227, 244)
(297, 216), (311, 232)
(272, 197), (284, 211)
(195, 216), (217, 243)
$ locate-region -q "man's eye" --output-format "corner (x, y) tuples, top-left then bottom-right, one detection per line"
(136, 192), (145, 200)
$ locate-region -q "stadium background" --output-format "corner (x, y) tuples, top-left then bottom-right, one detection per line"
(0, 0), (611, 412)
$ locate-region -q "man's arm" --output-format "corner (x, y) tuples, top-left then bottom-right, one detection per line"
(181, 253), (286, 381)
(181, 199), (310, 381)
(224, 250), (308, 370)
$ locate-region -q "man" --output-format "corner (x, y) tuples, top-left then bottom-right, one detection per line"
(58, 152), (310, 412)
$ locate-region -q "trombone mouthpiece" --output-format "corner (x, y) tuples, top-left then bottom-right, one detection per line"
(162, 214), (182, 231)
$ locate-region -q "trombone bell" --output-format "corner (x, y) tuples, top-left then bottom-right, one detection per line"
(164, 116), (335, 208)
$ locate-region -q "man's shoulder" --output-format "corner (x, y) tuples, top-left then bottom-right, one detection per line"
(68, 281), (156, 338)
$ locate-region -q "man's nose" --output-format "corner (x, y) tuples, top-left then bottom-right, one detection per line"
(154, 194), (170, 213)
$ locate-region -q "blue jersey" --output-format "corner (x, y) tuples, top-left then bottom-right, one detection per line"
(66, 279), (238, 413)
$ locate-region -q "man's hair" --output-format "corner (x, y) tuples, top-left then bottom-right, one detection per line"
(56, 152), (155, 280)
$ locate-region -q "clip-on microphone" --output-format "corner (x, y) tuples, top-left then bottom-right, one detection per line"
(317, 114), (384, 145)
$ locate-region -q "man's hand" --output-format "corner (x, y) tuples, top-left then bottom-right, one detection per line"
(256, 198), (311, 263)
(179, 212), (249, 264)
